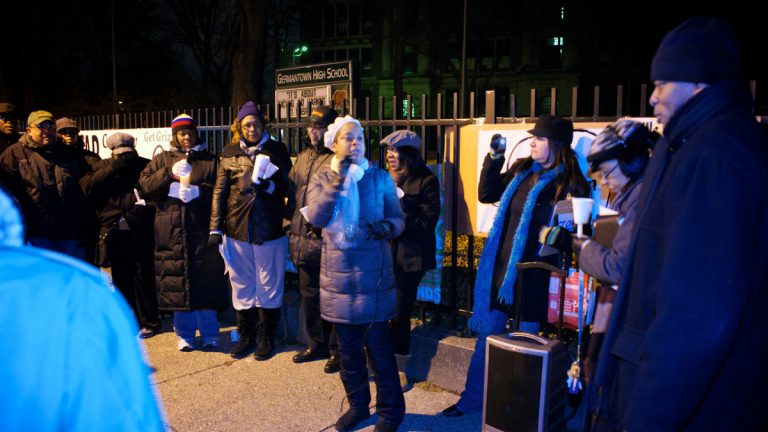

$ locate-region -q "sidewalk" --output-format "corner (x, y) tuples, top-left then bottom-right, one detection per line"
(143, 318), (482, 432)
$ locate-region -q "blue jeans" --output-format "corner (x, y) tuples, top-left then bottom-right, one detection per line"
(335, 321), (405, 426)
(173, 310), (219, 341)
(28, 238), (85, 260)
(457, 310), (540, 413)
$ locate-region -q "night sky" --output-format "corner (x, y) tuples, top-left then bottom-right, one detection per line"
(1, 0), (765, 118)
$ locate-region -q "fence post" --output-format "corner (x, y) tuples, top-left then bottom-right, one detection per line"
(485, 90), (495, 124)
(550, 87), (557, 116)
(593, 86), (600, 120)
(572, 87), (578, 118)
(617, 84), (624, 117)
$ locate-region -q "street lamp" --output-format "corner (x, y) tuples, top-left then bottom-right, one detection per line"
(292, 45), (309, 66)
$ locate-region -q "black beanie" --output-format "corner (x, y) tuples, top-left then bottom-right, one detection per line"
(651, 17), (741, 84)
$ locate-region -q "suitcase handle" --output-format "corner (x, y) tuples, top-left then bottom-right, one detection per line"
(507, 331), (549, 345)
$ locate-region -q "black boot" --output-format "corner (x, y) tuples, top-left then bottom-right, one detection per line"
(229, 308), (257, 359)
(254, 307), (279, 361)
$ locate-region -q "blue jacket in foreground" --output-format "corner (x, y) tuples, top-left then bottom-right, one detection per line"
(0, 245), (165, 431)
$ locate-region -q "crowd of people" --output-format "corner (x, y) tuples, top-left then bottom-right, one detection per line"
(0, 99), (440, 431)
(1, 15), (766, 432)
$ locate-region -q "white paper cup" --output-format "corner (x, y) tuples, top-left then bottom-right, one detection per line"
(572, 197), (594, 225)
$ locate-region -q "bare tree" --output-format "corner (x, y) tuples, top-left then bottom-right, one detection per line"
(231, 0), (270, 109)
(162, 0), (239, 106)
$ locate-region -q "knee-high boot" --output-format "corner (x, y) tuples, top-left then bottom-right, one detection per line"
(254, 307), (280, 361)
(230, 308), (258, 359)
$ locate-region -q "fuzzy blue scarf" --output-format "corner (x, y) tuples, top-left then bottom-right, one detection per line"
(468, 163), (560, 335)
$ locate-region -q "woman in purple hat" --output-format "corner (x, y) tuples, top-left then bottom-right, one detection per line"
(209, 101), (292, 361)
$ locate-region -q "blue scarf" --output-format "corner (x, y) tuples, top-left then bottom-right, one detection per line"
(468, 163), (560, 335)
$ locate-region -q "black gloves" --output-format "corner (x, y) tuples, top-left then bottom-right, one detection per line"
(253, 179), (271, 192)
(541, 226), (572, 253)
(208, 233), (222, 247)
(111, 157), (128, 171)
(490, 133), (506, 155)
(366, 220), (394, 240)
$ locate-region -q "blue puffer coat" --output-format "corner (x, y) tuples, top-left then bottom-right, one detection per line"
(306, 162), (404, 325)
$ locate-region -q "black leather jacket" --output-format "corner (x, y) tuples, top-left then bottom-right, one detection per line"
(210, 139), (292, 244)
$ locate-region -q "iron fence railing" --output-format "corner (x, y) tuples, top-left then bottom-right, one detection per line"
(71, 82), (762, 330)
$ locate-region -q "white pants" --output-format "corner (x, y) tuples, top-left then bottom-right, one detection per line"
(219, 235), (287, 310)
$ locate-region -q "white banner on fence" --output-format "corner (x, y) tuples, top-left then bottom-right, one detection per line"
(81, 128), (173, 160)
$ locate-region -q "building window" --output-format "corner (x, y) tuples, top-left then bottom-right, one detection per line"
(361, 47), (372, 72)
(542, 35), (564, 69)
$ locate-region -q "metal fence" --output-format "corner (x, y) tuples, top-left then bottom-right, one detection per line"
(73, 82), (762, 330)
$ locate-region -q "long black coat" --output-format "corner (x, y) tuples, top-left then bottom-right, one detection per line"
(140, 148), (227, 312)
(592, 80), (768, 431)
(390, 164), (440, 273)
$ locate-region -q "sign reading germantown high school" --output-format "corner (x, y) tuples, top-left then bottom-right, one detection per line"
(275, 61), (354, 120)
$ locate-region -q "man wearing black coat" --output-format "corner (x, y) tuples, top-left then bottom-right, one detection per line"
(88, 133), (159, 338)
(287, 106), (341, 372)
(590, 17), (768, 431)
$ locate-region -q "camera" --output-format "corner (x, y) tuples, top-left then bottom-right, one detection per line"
(490, 134), (506, 152)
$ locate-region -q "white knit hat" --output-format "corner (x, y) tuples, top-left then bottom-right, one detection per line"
(323, 115), (362, 150)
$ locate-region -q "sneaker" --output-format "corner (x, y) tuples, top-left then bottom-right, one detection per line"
(139, 327), (156, 339)
(177, 338), (195, 352)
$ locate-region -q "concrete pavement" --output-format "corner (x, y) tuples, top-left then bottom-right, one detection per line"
(143, 318), (483, 432)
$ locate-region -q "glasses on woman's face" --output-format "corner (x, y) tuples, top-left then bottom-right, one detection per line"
(242, 122), (262, 131)
(385, 147), (399, 154)
(599, 163), (620, 180)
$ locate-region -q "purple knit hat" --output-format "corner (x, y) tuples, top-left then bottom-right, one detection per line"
(237, 101), (265, 124)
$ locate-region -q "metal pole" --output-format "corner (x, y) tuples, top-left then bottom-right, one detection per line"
(459, 0), (467, 118)
(111, 0), (118, 128)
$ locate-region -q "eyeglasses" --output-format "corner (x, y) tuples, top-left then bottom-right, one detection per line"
(385, 147), (399, 154)
(599, 163), (620, 180)
(242, 122), (262, 130)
